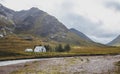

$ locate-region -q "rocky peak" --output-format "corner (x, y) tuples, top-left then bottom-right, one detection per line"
(30, 7), (39, 11)
(0, 3), (3, 7)
(0, 4), (15, 19)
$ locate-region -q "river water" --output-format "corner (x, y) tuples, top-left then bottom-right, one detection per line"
(0, 59), (41, 66)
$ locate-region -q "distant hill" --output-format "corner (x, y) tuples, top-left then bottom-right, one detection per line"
(107, 35), (120, 46)
(70, 28), (92, 41)
(0, 4), (105, 46)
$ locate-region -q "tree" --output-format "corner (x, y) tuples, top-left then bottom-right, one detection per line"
(55, 44), (64, 52)
(44, 45), (52, 52)
(64, 44), (71, 52)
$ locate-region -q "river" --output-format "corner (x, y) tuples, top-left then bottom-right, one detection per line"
(0, 55), (120, 74)
(0, 59), (41, 66)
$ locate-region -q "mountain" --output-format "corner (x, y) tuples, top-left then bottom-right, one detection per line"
(70, 28), (92, 41)
(0, 4), (104, 46)
(13, 7), (68, 37)
(0, 4), (15, 35)
(107, 35), (120, 46)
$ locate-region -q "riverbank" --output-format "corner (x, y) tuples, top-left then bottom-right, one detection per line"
(0, 54), (120, 66)
(0, 55), (120, 74)
(0, 52), (120, 61)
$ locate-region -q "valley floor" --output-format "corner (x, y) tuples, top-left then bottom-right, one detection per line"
(0, 55), (120, 74)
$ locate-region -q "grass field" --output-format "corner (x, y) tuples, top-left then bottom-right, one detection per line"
(70, 46), (120, 54)
(0, 46), (120, 61)
(0, 35), (120, 61)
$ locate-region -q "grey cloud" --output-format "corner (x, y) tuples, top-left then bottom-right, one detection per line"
(59, 12), (118, 43)
(93, 32), (118, 38)
(0, 0), (5, 2)
(60, 13), (100, 36)
(54, 1), (104, 38)
(105, 1), (120, 11)
(53, 0), (120, 43)
(61, 0), (74, 10)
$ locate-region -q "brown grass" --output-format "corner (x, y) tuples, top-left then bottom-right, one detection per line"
(70, 46), (120, 54)
(0, 35), (120, 61)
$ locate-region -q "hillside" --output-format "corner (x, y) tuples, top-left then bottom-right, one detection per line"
(70, 28), (92, 41)
(0, 4), (105, 46)
(0, 35), (42, 57)
(107, 35), (120, 46)
(13, 7), (68, 37)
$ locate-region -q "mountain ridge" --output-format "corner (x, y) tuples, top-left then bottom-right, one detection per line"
(0, 4), (105, 46)
(107, 35), (120, 46)
(70, 28), (93, 41)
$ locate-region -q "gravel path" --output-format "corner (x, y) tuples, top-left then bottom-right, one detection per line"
(0, 55), (120, 74)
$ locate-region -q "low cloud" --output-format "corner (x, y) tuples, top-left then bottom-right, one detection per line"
(105, 1), (120, 11)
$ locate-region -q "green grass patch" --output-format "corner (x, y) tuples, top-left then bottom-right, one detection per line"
(0, 46), (120, 61)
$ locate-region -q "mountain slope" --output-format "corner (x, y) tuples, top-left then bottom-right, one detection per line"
(70, 28), (92, 41)
(0, 4), (15, 35)
(0, 4), (105, 46)
(0, 35), (42, 57)
(107, 35), (120, 46)
(13, 7), (68, 37)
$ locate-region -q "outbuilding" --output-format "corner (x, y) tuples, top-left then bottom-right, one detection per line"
(25, 48), (33, 52)
(0, 34), (4, 37)
(34, 46), (46, 52)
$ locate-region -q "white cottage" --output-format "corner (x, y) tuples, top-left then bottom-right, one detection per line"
(0, 34), (4, 37)
(25, 48), (33, 52)
(34, 46), (46, 52)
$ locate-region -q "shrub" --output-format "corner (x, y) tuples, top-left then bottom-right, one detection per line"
(55, 44), (71, 52)
(44, 45), (52, 52)
(64, 44), (71, 52)
(55, 44), (64, 52)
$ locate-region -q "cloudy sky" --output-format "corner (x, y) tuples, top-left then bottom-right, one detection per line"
(0, 0), (120, 44)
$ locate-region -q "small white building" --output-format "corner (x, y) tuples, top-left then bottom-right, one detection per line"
(25, 48), (33, 52)
(34, 46), (46, 52)
(0, 34), (4, 37)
